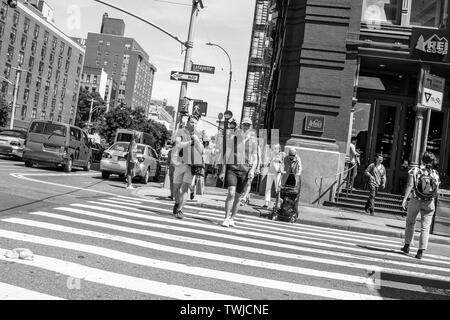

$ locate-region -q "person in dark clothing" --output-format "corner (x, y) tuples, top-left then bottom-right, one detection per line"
(364, 155), (386, 216)
(126, 133), (139, 190)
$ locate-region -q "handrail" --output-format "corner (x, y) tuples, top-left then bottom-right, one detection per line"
(315, 162), (357, 206)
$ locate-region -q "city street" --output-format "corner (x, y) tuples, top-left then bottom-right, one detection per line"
(0, 157), (450, 300)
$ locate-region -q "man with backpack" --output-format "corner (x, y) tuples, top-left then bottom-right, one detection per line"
(401, 151), (440, 260)
(364, 155), (386, 216)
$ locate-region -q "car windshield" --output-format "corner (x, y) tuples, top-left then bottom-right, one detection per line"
(0, 130), (26, 139)
(110, 142), (145, 154)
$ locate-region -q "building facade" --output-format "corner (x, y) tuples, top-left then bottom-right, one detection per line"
(241, 0), (274, 128)
(266, 0), (450, 203)
(0, 0), (85, 129)
(83, 13), (156, 111)
(80, 66), (117, 112)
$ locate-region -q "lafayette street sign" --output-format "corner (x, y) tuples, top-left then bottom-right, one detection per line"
(191, 63), (215, 74)
(170, 71), (200, 83)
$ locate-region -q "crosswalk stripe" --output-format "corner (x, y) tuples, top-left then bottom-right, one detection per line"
(78, 202), (450, 266)
(1, 218), (372, 284)
(0, 282), (64, 300)
(27, 209), (450, 276)
(5, 216), (450, 292)
(0, 247), (244, 300)
(0, 230), (381, 300)
(101, 199), (403, 247)
(116, 196), (408, 243)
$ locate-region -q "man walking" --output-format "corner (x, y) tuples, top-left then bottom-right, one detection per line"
(171, 116), (203, 219)
(347, 136), (360, 191)
(364, 155), (386, 216)
(219, 117), (258, 227)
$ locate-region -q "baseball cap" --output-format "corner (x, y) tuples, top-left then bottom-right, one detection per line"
(241, 117), (252, 125)
(288, 149), (296, 156)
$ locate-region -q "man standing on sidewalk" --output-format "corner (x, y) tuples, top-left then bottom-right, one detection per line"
(346, 136), (360, 191)
(364, 155), (386, 216)
(171, 116), (204, 219)
(219, 117), (258, 227)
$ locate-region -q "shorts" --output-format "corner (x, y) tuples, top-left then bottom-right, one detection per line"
(173, 164), (195, 186)
(226, 164), (251, 194)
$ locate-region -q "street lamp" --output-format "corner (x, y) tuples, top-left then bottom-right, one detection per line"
(1, 67), (28, 130)
(206, 42), (233, 111)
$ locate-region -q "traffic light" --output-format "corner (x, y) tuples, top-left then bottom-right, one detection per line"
(192, 100), (207, 117)
(7, 0), (17, 8)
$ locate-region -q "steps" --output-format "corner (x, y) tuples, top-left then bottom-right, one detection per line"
(324, 188), (405, 215)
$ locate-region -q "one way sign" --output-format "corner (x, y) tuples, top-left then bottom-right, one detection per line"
(170, 71), (200, 83)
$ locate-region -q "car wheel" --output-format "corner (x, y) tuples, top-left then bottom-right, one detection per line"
(84, 159), (91, 172)
(63, 158), (73, 173)
(142, 168), (150, 184)
(25, 161), (33, 168)
(102, 171), (110, 179)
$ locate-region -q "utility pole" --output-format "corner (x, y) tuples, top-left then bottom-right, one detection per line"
(88, 98), (98, 127)
(10, 67), (27, 130)
(175, 0), (204, 129)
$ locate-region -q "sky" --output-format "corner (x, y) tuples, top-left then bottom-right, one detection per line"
(46, 0), (256, 134)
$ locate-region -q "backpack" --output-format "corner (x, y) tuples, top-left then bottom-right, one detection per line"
(414, 168), (438, 200)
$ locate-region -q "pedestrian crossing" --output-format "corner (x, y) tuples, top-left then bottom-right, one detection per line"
(0, 195), (449, 300)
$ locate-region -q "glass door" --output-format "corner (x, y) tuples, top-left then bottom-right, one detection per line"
(370, 101), (401, 192)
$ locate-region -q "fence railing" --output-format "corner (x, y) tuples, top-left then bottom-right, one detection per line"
(314, 162), (357, 206)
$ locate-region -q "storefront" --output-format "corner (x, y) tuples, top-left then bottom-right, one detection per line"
(266, 0), (450, 203)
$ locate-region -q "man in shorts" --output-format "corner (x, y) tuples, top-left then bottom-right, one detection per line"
(171, 116), (203, 219)
(219, 117), (258, 227)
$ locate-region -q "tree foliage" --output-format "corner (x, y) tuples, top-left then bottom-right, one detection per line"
(75, 87), (105, 128)
(98, 105), (170, 152)
(0, 96), (9, 128)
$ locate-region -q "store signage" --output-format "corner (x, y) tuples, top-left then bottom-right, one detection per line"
(305, 115), (324, 133)
(421, 74), (445, 111)
(411, 28), (450, 62)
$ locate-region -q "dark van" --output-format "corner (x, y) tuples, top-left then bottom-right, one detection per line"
(23, 120), (92, 172)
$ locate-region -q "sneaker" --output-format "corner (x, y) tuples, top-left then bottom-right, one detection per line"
(190, 192), (195, 200)
(400, 244), (410, 254)
(221, 219), (230, 228)
(415, 249), (424, 259)
(229, 219), (236, 227)
(175, 210), (184, 219)
(126, 185), (135, 190)
(168, 195), (174, 200)
(173, 203), (179, 215)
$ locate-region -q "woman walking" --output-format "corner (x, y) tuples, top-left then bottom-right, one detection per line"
(264, 144), (284, 208)
(401, 152), (440, 259)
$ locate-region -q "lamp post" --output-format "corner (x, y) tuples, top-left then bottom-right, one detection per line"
(3, 67), (28, 130)
(220, 110), (233, 187)
(206, 42), (232, 111)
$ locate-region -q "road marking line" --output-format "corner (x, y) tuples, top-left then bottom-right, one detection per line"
(42, 207), (450, 275)
(0, 282), (64, 300)
(108, 197), (142, 204)
(0, 230), (382, 300)
(80, 201), (450, 267)
(0, 246), (243, 300)
(101, 199), (401, 246)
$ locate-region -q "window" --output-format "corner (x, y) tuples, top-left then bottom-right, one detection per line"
(21, 106), (27, 119)
(60, 42), (65, 55)
(0, 22), (4, 37)
(43, 95), (48, 109)
(31, 40), (37, 55)
(47, 66), (53, 79)
(34, 24), (40, 39)
(20, 34), (27, 50)
(0, 3), (7, 19)
(53, 84), (58, 97)
(52, 36), (57, 50)
(361, 0), (400, 25)
(78, 54), (83, 64)
(10, 28), (16, 44)
(67, 47), (72, 58)
(43, 31), (49, 45)
(6, 46), (13, 62)
(65, 60), (70, 73)
(23, 89), (29, 103)
(45, 81), (50, 95)
(25, 72), (32, 86)
(49, 113), (54, 121)
(86, 75), (91, 83)
(61, 88), (66, 100)
(98, 40), (103, 46)
(13, 11), (19, 27)
(1, 81), (8, 94)
(125, 44), (131, 50)
(76, 67), (81, 77)
(34, 92), (40, 107)
(24, 18), (30, 34)
(51, 98), (56, 110)
(18, 51), (24, 66)
(93, 75), (98, 84)
(41, 46), (47, 59)
(410, 0), (447, 28)
(49, 52), (54, 64)
(106, 41), (110, 46)
(57, 114), (61, 122)
(62, 77), (67, 88)
(58, 56), (62, 68)
(38, 61), (44, 76)
(40, 111), (46, 120)
(36, 78), (41, 91)
(56, 70), (60, 82)
(31, 108), (37, 119)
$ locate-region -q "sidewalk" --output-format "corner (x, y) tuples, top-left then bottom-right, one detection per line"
(134, 181), (450, 246)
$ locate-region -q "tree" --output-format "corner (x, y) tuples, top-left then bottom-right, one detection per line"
(0, 96), (9, 128)
(75, 87), (105, 128)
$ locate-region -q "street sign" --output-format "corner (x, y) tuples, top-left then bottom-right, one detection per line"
(192, 100), (208, 117)
(421, 74), (445, 111)
(191, 63), (215, 74)
(170, 71), (200, 83)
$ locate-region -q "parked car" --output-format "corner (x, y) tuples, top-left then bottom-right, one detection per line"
(0, 129), (27, 159)
(100, 142), (161, 183)
(22, 120), (92, 172)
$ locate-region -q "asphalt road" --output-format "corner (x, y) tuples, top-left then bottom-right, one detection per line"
(0, 156), (450, 301)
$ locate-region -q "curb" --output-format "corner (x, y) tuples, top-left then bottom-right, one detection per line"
(196, 201), (450, 246)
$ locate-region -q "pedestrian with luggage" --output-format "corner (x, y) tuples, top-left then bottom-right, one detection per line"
(125, 133), (139, 190)
(401, 151), (440, 259)
(219, 117), (258, 227)
(364, 155), (386, 216)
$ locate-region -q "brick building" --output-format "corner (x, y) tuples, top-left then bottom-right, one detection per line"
(0, 0), (85, 128)
(266, 0), (450, 203)
(83, 13), (156, 111)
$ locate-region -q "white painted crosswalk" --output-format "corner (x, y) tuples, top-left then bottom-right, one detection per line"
(0, 195), (449, 300)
